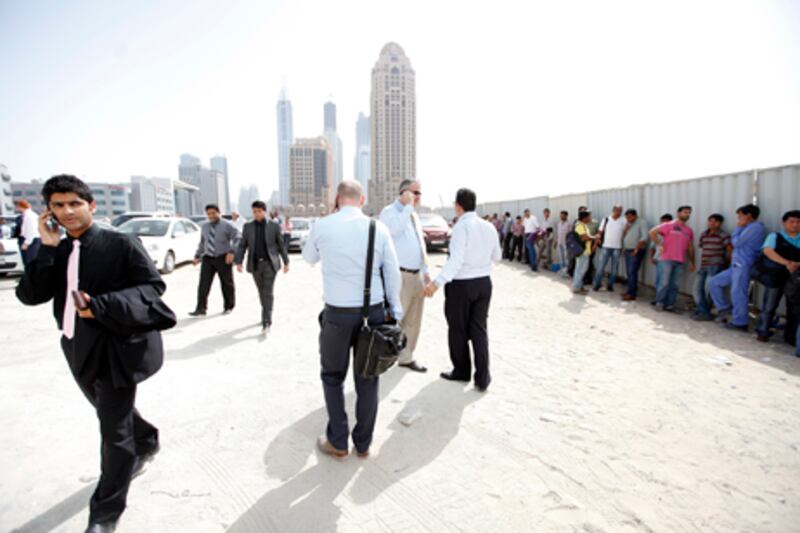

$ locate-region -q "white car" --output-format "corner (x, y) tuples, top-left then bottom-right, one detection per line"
(0, 236), (24, 276)
(118, 217), (201, 274)
(287, 217), (312, 252)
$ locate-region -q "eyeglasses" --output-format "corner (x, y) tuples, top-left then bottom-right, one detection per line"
(402, 189), (422, 197)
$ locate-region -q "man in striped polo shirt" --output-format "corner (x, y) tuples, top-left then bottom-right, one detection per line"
(691, 213), (732, 320)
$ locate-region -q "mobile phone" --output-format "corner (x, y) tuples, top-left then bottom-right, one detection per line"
(44, 210), (60, 232)
(71, 290), (89, 311)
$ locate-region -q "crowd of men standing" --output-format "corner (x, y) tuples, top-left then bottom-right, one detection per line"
(488, 204), (800, 358)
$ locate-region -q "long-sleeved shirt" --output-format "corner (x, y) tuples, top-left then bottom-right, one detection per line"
(731, 221), (767, 266)
(434, 212), (502, 287)
(303, 206), (403, 320)
(20, 208), (40, 245)
(501, 218), (513, 236)
(195, 218), (241, 258)
(556, 220), (571, 246)
(379, 200), (428, 273)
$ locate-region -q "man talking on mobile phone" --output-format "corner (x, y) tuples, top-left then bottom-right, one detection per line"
(16, 175), (176, 533)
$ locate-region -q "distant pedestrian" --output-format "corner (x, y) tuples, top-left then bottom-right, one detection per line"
(510, 216), (525, 261)
(538, 208), (554, 269)
(303, 181), (402, 459)
(593, 204), (625, 292)
(501, 212), (513, 259)
(709, 204), (766, 330)
(234, 201), (290, 334)
(621, 208), (649, 301)
(231, 211), (246, 232)
(555, 210), (571, 277)
(691, 214), (731, 321)
(649, 206), (695, 312)
(14, 199), (41, 267)
(189, 204), (241, 317)
(648, 213), (674, 299)
(423, 188), (501, 392)
(572, 210), (598, 294)
(522, 208), (540, 271)
(281, 215), (293, 251)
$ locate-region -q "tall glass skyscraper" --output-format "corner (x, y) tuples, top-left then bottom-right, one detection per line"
(276, 87), (294, 206)
(323, 100), (344, 189)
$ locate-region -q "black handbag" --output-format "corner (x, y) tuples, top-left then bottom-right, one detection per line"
(353, 220), (407, 378)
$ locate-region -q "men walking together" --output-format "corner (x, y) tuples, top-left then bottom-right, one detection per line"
(16, 175), (175, 533)
(190, 204), (241, 317)
(424, 188), (501, 392)
(235, 200), (290, 334)
(303, 181), (403, 459)
(380, 179), (429, 373)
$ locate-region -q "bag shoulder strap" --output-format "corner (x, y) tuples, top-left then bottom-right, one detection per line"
(363, 219), (377, 320)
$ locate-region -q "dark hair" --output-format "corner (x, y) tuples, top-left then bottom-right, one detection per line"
(455, 188), (477, 212)
(625, 208), (638, 216)
(560, 210), (568, 216)
(708, 213), (724, 223)
(783, 210), (800, 222)
(677, 205), (692, 212)
(515, 215), (522, 221)
(41, 174), (94, 205)
(504, 211), (511, 217)
(736, 204), (760, 220)
(578, 206), (587, 212)
(660, 213), (674, 222)
(251, 200), (267, 210)
(544, 207), (551, 212)
(578, 211), (591, 221)
(205, 204), (220, 213)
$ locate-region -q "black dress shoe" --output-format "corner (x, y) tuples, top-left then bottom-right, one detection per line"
(132, 443), (160, 479)
(222, 309), (233, 315)
(439, 371), (469, 382)
(188, 310), (206, 317)
(86, 521), (117, 533)
(399, 361), (428, 373)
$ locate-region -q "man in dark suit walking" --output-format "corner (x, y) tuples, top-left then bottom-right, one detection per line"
(16, 175), (176, 533)
(235, 200), (290, 334)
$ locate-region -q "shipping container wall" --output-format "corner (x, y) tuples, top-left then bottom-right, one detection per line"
(756, 164), (800, 233)
(548, 193), (588, 221)
(587, 186), (644, 221)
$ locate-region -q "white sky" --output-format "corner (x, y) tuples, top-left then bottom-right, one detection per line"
(1, 0), (798, 208)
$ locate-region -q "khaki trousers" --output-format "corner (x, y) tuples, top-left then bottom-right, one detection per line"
(399, 270), (425, 364)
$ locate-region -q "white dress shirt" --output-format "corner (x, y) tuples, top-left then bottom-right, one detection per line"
(20, 208), (40, 245)
(523, 215), (540, 234)
(379, 200), (428, 273)
(302, 206), (404, 320)
(599, 215), (626, 249)
(434, 212), (502, 287)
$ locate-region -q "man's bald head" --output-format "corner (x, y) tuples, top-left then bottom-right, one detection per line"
(336, 180), (365, 208)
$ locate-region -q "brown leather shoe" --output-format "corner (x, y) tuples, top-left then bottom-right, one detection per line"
(356, 450), (369, 459)
(622, 294), (636, 301)
(317, 437), (348, 459)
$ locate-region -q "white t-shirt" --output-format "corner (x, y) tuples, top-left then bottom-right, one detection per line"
(523, 215), (539, 234)
(600, 215), (626, 249)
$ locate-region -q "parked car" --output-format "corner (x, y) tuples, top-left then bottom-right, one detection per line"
(111, 211), (171, 227)
(0, 224), (23, 277)
(419, 214), (452, 252)
(189, 215), (208, 226)
(287, 217), (312, 252)
(117, 217), (201, 273)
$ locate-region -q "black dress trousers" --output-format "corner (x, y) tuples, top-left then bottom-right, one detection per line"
(444, 276), (492, 388)
(196, 254), (235, 312)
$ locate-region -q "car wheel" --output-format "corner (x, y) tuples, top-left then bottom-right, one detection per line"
(161, 251), (176, 274)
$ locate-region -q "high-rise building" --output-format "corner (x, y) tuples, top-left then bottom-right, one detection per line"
(210, 155), (230, 212)
(277, 87), (294, 207)
(130, 176), (201, 216)
(0, 164), (13, 217)
(354, 112), (371, 202)
(10, 181), (46, 213)
(370, 42), (417, 211)
(289, 137), (332, 210)
(237, 184), (261, 215)
(199, 168), (227, 210)
(178, 153), (202, 187)
(178, 154), (227, 210)
(323, 100), (344, 189)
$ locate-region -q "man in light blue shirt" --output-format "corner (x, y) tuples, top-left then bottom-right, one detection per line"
(379, 179), (429, 373)
(302, 180), (402, 459)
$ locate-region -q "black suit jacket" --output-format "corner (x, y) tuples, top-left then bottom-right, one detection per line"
(235, 219), (289, 273)
(16, 224), (176, 388)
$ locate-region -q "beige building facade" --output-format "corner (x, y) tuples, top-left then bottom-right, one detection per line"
(289, 136), (333, 211)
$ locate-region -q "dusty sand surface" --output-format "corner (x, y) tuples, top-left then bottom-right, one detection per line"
(1, 253), (799, 533)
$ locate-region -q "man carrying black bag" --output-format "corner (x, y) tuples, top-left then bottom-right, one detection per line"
(16, 175), (176, 533)
(302, 180), (403, 459)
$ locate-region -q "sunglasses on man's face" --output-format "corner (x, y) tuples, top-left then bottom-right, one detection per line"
(403, 189), (422, 197)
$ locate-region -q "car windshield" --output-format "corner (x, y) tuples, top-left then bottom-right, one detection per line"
(419, 215), (448, 228)
(292, 220), (309, 230)
(118, 220), (170, 237)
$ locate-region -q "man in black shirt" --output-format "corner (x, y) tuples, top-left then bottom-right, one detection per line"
(16, 175), (176, 533)
(235, 200), (289, 334)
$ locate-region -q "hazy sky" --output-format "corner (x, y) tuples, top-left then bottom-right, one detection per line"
(1, 0), (798, 208)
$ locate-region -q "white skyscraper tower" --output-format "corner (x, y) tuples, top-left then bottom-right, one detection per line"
(210, 155), (230, 212)
(276, 87), (294, 207)
(323, 100), (344, 189)
(354, 112), (371, 203)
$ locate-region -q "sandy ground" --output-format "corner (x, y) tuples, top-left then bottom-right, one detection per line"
(1, 253), (799, 533)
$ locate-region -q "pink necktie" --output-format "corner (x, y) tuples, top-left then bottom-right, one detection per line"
(63, 239), (81, 339)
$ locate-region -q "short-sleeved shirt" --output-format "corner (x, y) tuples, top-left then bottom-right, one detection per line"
(575, 222), (592, 256)
(763, 231), (800, 250)
(622, 218), (648, 250)
(599, 216), (626, 249)
(658, 221), (694, 263)
(699, 229), (731, 267)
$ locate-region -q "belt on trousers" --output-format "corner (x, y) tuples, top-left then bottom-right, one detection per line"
(400, 267), (420, 274)
(325, 303), (384, 314)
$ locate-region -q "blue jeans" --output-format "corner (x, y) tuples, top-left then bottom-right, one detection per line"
(655, 260), (684, 308)
(756, 286), (783, 337)
(710, 263), (751, 327)
(624, 249), (645, 297)
(525, 236), (538, 271)
(572, 255), (590, 290)
(693, 265), (724, 317)
(593, 248), (621, 290)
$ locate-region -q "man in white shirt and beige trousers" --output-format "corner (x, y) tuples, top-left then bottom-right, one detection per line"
(424, 188), (502, 392)
(380, 179), (429, 373)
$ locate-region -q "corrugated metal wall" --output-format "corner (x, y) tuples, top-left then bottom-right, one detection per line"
(757, 164), (800, 233)
(548, 193), (588, 220)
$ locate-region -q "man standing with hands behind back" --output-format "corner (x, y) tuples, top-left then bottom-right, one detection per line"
(189, 204), (241, 317)
(16, 175), (175, 533)
(235, 200), (289, 335)
(379, 179), (429, 373)
(424, 188), (502, 392)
